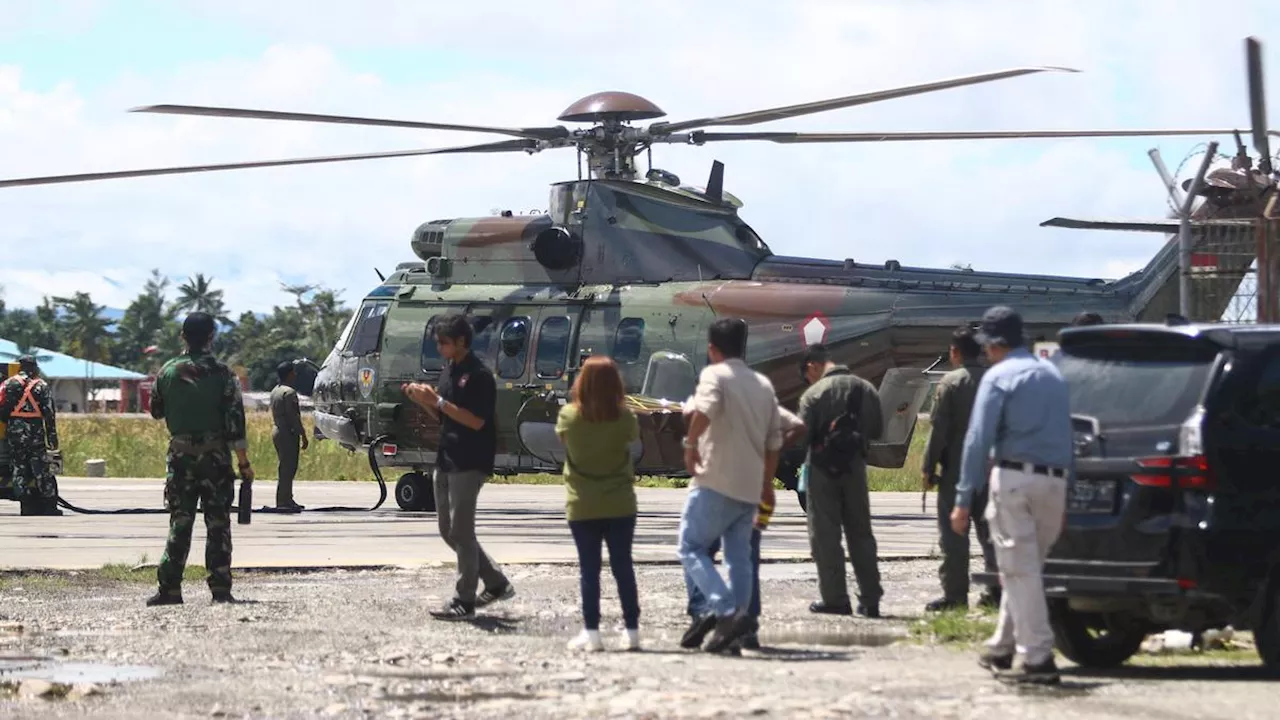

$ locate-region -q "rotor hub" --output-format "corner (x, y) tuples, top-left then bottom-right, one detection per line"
(557, 92), (667, 124)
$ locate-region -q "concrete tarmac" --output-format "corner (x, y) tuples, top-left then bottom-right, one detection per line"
(0, 478), (954, 571)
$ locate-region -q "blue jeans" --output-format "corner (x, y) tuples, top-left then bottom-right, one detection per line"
(677, 486), (756, 618)
(569, 515), (640, 630)
(686, 529), (762, 627)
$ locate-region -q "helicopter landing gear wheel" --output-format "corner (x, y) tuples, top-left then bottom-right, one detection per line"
(395, 471), (436, 512)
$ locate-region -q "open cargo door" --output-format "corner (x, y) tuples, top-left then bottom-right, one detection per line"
(867, 367), (934, 469)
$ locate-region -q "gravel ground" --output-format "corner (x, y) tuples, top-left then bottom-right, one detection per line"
(1, 558), (1275, 719)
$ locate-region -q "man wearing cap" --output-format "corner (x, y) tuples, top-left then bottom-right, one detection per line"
(0, 355), (62, 516)
(146, 312), (254, 606)
(952, 305), (1073, 685)
(270, 361), (308, 510)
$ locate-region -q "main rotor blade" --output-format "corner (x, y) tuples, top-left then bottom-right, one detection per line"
(652, 67), (1079, 134)
(0, 139), (539, 189)
(1246, 37), (1272, 175)
(687, 128), (1279, 144)
(132, 104), (570, 141)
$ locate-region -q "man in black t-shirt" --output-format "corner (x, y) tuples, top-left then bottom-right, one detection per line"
(404, 314), (514, 621)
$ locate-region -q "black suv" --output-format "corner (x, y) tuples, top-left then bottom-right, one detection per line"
(976, 322), (1280, 673)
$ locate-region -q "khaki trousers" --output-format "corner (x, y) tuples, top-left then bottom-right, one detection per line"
(983, 466), (1066, 666)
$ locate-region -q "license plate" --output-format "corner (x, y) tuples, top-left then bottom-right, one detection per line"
(1067, 478), (1118, 514)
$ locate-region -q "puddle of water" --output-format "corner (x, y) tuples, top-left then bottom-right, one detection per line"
(0, 658), (161, 684)
(760, 629), (904, 648)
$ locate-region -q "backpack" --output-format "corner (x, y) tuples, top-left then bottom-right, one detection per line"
(809, 381), (866, 476)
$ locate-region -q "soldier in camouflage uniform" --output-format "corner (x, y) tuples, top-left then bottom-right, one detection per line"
(146, 313), (254, 606)
(0, 355), (63, 516)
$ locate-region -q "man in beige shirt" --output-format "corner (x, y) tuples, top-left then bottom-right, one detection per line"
(678, 318), (783, 654)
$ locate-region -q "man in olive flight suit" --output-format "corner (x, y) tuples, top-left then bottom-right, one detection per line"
(270, 361), (308, 510)
(146, 312), (254, 606)
(797, 344), (885, 619)
(921, 326), (1000, 612)
(0, 355), (63, 516)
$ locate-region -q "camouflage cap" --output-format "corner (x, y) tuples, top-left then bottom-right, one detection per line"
(17, 354), (37, 369)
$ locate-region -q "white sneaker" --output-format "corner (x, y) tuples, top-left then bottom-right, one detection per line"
(620, 628), (641, 651)
(567, 629), (603, 652)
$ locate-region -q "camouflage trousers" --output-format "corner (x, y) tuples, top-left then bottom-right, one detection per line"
(157, 441), (235, 595)
(7, 420), (57, 500)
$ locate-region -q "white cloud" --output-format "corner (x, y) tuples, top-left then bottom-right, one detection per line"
(1, 0), (1278, 317)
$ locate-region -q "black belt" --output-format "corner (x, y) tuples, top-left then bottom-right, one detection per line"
(997, 459), (1066, 478)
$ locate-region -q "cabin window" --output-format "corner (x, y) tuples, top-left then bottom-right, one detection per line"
(535, 316), (571, 379)
(497, 317), (531, 379)
(420, 315), (443, 372)
(612, 318), (645, 365)
(468, 314), (497, 367)
(346, 301), (390, 356)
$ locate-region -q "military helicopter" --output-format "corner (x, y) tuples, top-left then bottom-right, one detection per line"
(1, 38), (1276, 513)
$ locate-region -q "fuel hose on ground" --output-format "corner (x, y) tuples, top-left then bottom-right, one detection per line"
(51, 434), (390, 515)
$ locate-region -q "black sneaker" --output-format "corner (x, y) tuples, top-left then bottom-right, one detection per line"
(739, 633), (761, 650)
(809, 601), (853, 616)
(211, 591), (237, 604)
(925, 597), (967, 613)
(999, 657), (1061, 685)
(430, 599), (476, 622)
(856, 601), (881, 619)
(146, 591), (183, 607)
(978, 649), (1014, 672)
(703, 613), (751, 654)
(977, 589), (1002, 610)
(476, 582), (515, 608)
(680, 613), (717, 649)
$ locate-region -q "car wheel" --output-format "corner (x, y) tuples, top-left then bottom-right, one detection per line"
(395, 472), (429, 511)
(1257, 582), (1280, 676)
(1049, 600), (1148, 668)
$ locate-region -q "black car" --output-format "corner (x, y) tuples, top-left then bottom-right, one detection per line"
(976, 321), (1280, 674)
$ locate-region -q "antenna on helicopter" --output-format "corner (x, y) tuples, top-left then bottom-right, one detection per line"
(375, 267), (385, 282)
(705, 160), (725, 205)
(1231, 130), (1253, 171)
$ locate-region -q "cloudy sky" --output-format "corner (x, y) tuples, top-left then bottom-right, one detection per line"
(1, 0), (1277, 315)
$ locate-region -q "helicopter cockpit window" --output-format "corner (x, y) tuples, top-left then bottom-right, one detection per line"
(535, 316), (571, 379)
(497, 317), (530, 380)
(346, 301), (390, 356)
(612, 318), (645, 365)
(420, 315), (443, 372)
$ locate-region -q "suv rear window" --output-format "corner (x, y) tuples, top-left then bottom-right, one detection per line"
(1058, 339), (1218, 427)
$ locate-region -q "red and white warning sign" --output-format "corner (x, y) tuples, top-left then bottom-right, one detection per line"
(802, 312), (830, 346)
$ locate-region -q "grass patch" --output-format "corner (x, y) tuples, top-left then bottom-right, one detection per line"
(909, 607), (998, 646)
(1129, 647), (1260, 667)
(0, 561), (208, 591)
(57, 413), (931, 491)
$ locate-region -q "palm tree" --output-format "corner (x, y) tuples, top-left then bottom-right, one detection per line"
(52, 292), (112, 363)
(174, 273), (231, 325)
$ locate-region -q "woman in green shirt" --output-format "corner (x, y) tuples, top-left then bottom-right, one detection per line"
(555, 355), (641, 652)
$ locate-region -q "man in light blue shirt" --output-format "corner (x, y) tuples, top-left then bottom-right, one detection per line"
(950, 305), (1073, 686)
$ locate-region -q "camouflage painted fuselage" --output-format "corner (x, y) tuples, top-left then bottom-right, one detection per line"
(309, 178), (1265, 479)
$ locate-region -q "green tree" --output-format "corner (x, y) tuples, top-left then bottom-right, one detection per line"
(174, 273), (231, 325)
(113, 269), (176, 371)
(53, 292), (112, 363)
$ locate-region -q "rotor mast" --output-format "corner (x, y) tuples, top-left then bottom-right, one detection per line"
(555, 91), (667, 180)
